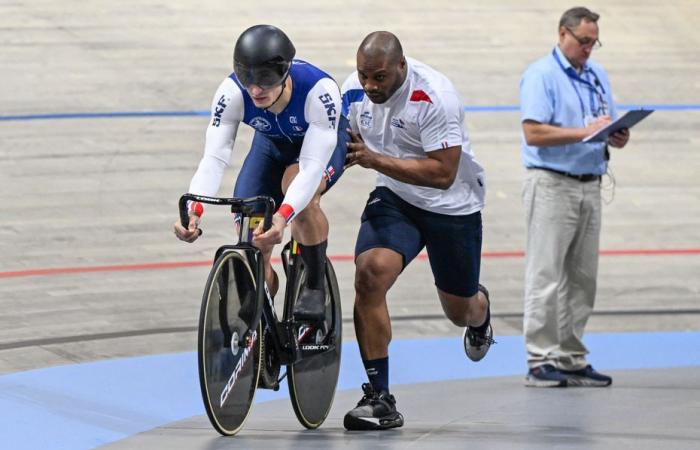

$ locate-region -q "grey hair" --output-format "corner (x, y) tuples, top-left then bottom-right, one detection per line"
(559, 7), (600, 29)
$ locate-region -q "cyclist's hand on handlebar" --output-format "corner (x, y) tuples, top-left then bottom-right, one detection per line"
(252, 213), (286, 250)
(173, 214), (201, 243)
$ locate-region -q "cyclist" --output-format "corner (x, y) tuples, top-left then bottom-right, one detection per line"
(174, 24), (348, 321)
(340, 31), (493, 430)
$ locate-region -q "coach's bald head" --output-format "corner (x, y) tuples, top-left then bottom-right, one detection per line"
(358, 31), (404, 65)
(356, 31), (407, 104)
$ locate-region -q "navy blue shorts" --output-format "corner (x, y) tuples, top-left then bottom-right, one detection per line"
(233, 115), (349, 207)
(355, 187), (483, 297)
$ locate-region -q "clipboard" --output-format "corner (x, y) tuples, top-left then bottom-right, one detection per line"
(582, 109), (654, 143)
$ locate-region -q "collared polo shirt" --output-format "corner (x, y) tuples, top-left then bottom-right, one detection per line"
(519, 45), (617, 175)
(342, 57), (485, 216)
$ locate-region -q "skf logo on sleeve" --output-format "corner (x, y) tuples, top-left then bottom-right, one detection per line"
(318, 93), (337, 129)
(212, 95), (228, 127)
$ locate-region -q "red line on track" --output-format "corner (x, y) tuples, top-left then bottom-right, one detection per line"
(1, 248), (699, 279)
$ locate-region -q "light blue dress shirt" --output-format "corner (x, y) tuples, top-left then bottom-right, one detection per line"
(519, 45), (617, 175)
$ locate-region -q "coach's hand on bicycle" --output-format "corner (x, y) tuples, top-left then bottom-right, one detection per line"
(173, 212), (202, 243)
(251, 212), (286, 251)
(345, 129), (380, 170)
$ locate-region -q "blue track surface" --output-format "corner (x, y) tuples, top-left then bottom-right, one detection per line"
(1, 332), (699, 450)
(0, 104), (698, 121)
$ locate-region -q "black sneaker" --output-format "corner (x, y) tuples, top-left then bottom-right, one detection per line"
(293, 286), (326, 321)
(562, 365), (612, 387)
(463, 284), (495, 362)
(525, 364), (569, 387)
(344, 383), (404, 431)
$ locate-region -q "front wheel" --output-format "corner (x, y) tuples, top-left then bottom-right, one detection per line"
(198, 249), (262, 436)
(284, 255), (342, 429)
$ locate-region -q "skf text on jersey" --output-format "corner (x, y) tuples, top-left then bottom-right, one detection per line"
(318, 93), (337, 129)
(212, 95), (228, 127)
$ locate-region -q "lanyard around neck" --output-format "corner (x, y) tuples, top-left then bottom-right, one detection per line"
(551, 48), (606, 119)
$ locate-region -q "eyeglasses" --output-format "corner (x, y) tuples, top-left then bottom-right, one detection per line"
(565, 27), (602, 50)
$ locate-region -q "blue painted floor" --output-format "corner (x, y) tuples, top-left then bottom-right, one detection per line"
(1, 332), (699, 450)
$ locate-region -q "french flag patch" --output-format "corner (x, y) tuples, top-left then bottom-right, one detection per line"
(410, 90), (433, 104)
(324, 165), (335, 180)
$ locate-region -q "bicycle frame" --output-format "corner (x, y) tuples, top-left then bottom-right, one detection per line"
(179, 194), (301, 368)
(181, 193), (342, 433)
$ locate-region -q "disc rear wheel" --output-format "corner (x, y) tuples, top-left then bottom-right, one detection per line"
(284, 256), (342, 429)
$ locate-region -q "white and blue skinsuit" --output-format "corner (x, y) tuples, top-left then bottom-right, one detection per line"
(189, 60), (349, 220)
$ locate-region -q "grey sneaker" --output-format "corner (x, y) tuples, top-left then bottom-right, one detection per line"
(344, 383), (404, 431)
(525, 364), (569, 387)
(463, 284), (495, 362)
(562, 365), (612, 387)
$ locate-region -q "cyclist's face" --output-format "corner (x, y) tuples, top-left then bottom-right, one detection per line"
(356, 53), (407, 104)
(559, 20), (599, 68)
(246, 83), (285, 108)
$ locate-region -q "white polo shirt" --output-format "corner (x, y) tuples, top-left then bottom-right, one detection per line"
(341, 57), (485, 216)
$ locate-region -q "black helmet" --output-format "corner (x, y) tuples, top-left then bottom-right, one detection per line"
(233, 25), (296, 89)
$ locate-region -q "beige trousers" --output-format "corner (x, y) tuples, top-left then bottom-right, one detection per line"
(522, 169), (602, 371)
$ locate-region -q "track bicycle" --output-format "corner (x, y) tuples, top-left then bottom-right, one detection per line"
(178, 193), (342, 436)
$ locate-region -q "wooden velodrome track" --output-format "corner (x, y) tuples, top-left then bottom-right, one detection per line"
(1, 1), (698, 448)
